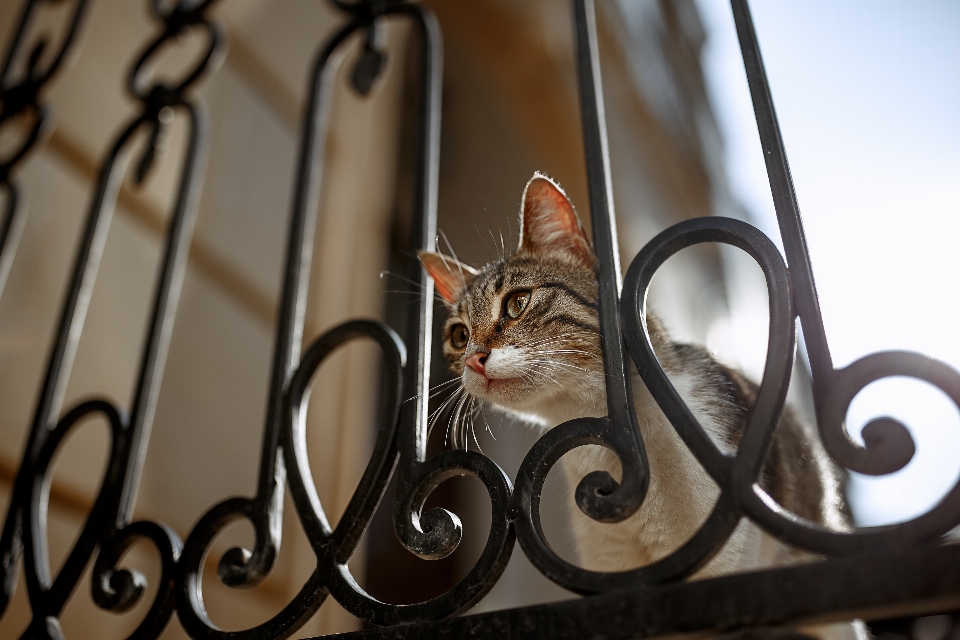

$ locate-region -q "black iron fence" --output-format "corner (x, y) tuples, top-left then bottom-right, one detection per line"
(1, 0), (959, 638)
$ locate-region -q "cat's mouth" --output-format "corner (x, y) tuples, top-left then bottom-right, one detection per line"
(464, 369), (520, 394)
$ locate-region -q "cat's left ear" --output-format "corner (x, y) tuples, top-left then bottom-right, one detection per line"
(418, 251), (478, 306)
(518, 173), (595, 268)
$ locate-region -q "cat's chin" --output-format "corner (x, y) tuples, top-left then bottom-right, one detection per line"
(463, 375), (564, 425)
(464, 372), (539, 407)
(462, 365), (608, 428)
(463, 373), (525, 401)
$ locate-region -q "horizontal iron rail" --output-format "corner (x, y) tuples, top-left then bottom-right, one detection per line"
(1, 0), (958, 637)
(322, 544), (960, 640)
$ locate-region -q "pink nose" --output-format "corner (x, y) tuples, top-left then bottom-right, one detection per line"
(464, 352), (488, 377)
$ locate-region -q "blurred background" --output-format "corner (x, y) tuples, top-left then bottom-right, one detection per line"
(0, 0), (957, 637)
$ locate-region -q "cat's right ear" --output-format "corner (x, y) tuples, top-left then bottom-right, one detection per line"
(518, 173), (595, 268)
(418, 251), (478, 305)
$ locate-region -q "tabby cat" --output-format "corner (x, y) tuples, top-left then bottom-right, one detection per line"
(418, 173), (850, 579)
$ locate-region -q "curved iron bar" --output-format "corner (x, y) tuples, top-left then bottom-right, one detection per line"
(514, 0), (960, 599)
(729, 0), (921, 481)
(2, 0), (960, 636)
(383, 0), (516, 614)
(0, 0), (222, 637)
(173, 7), (377, 633)
(512, 0), (655, 596)
(176, 1), (516, 632)
(0, 0), (89, 300)
(172, 0), (960, 629)
(724, 0), (960, 554)
(21, 400), (124, 639)
(515, 215), (794, 595)
(177, 12), (363, 599)
(175, 1), (413, 604)
(176, 316), (407, 640)
(377, 0), (515, 624)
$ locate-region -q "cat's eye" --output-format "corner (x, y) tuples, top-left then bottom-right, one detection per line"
(450, 323), (469, 349)
(505, 290), (531, 319)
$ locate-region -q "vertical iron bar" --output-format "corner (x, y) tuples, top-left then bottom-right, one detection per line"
(399, 1), (441, 468)
(390, 0), (463, 563)
(729, 0), (950, 491)
(175, 15), (371, 638)
(12, 119), (134, 625)
(571, 0), (649, 517)
(2, 1), (222, 634)
(119, 103), (207, 524)
(573, 0), (626, 410)
(0, 183), (21, 298)
(728, 0), (833, 386)
(0, 0), (90, 299)
(0, 0), (92, 610)
(381, 8), (514, 622)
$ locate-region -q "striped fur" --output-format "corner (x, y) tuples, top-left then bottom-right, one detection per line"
(419, 174), (852, 597)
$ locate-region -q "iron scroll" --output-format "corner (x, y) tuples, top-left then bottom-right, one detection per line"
(1, 0), (959, 638)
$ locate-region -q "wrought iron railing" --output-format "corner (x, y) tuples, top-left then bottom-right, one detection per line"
(0, 0), (89, 300)
(1, 0), (959, 638)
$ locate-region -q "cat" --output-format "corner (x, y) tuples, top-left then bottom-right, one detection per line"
(419, 172), (858, 636)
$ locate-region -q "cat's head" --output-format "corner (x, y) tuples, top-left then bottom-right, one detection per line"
(419, 173), (605, 428)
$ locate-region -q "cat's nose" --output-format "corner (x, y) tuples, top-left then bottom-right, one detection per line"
(464, 351), (488, 377)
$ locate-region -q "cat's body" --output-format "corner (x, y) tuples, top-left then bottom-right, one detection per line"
(560, 327), (848, 576)
(419, 173), (849, 581)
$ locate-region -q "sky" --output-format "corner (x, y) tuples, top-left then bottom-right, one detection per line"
(693, 0), (960, 526)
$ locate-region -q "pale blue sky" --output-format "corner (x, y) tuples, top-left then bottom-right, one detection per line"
(694, 0), (960, 526)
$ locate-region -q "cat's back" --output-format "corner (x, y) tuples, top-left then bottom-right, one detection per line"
(662, 339), (851, 530)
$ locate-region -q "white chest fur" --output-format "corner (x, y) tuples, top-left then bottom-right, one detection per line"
(559, 370), (790, 577)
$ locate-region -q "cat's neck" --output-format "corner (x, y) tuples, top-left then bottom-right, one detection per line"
(515, 312), (678, 429)
(526, 382), (608, 428)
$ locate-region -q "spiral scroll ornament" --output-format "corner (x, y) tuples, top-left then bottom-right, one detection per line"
(2, 0), (959, 638)
(0, 0), (223, 637)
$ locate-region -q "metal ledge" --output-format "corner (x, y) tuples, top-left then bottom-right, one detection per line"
(325, 544), (960, 639)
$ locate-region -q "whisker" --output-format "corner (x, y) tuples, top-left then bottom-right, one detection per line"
(383, 290), (448, 305)
(381, 268), (450, 306)
(439, 230), (470, 292)
(429, 392), (460, 429)
(458, 395), (473, 453)
(523, 363), (563, 387)
(525, 337), (596, 348)
(488, 228), (502, 262)
(526, 359), (595, 375)
(530, 349), (603, 361)
(481, 404), (497, 440)
(469, 397), (484, 454)
(526, 359), (579, 376)
(429, 379), (464, 398)
(475, 223), (494, 264)
(532, 347), (602, 355)
(524, 333), (595, 347)
(432, 385), (463, 415)
(380, 270), (428, 290)
(405, 376), (463, 404)
(447, 391), (470, 450)
(430, 387), (465, 439)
